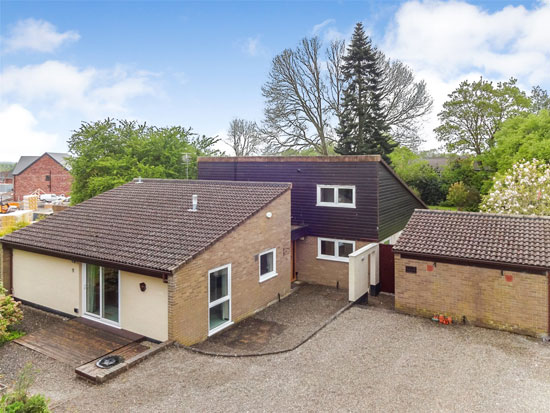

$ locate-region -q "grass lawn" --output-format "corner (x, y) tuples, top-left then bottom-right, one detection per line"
(428, 205), (458, 211)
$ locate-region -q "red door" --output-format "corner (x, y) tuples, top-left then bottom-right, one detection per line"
(379, 244), (395, 294)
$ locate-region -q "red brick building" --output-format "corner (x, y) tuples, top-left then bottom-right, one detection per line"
(12, 153), (72, 201)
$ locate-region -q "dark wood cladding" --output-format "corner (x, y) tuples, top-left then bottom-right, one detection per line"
(378, 163), (425, 240)
(199, 160), (379, 241)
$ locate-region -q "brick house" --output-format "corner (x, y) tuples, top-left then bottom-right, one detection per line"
(198, 156), (426, 296)
(393, 209), (550, 338)
(12, 152), (72, 201)
(1, 179), (292, 344)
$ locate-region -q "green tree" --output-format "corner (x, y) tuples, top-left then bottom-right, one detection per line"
(335, 23), (396, 162)
(389, 147), (445, 205)
(484, 110), (550, 174)
(530, 86), (550, 113)
(440, 156), (492, 195)
(67, 119), (219, 204)
(435, 77), (531, 155)
(446, 181), (480, 211)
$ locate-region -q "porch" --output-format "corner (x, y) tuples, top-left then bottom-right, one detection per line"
(14, 316), (169, 383)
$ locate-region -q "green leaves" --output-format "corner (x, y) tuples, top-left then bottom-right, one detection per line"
(67, 119), (220, 204)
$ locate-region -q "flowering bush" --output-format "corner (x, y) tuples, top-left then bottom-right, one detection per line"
(481, 159), (550, 215)
(446, 181), (480, 211)
(0, 286), (23, 341)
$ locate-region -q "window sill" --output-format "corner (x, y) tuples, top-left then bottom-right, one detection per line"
(208, 320), (233, 336)
(259, 272), (278, 283)
(316, 203), (356, 209)
(316, 255), (349, 263)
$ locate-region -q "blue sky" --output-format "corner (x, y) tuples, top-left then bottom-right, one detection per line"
(1, 0), (549, 161)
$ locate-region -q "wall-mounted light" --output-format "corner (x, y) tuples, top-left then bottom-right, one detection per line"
(266, 212), (273, 219)
(140, 282), (147, 292)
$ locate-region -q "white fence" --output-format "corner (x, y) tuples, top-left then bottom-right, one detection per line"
(348, 243), (378, 301)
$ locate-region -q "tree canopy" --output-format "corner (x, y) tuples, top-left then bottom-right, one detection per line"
(67, 119), (219, 204)
(435, 77), (531, 155)
(484, 110), (550, 173)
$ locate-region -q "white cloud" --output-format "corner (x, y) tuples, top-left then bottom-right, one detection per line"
(382, 0), (550, 149)
(242, 35), (265, 57)
(312, 19), (336, 35)
(1, 61), (157, 118)
(0, 104), (59, 161)
(2, 18), (80, 53)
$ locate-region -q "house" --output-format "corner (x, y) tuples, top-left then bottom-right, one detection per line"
(12, 152), (72, 201)
(198, 155), (426, 295)
(1, 179), (292, 344)
(393, 209), (550, 338)
(0, 170), (14, 194)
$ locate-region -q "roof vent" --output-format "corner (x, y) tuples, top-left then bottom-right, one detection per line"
(136, 176), (143, 184)
(188, 194), (198, 212)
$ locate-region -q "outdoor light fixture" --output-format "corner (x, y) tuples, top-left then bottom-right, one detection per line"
(140, 282), (147, 292)
(266, 212), (273, 218)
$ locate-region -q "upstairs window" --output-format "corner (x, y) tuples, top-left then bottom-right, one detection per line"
(316, 185), (355, 208)
(317, 238), (356, 262)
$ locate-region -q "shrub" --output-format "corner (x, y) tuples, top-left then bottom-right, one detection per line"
(0, 287), (23, 342)
(0, 221), (30, 237)
(0, 364), (50, 413)
(446, 181), (480, 211)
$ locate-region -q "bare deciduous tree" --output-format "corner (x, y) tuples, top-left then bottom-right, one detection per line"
(261, 37), (335, 155)
(225, 118), (261, 156)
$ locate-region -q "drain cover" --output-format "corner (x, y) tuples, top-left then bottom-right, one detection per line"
(96, 355), (124, 369)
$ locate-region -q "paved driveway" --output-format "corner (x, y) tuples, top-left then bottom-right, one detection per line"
(2, 304), (550, 412)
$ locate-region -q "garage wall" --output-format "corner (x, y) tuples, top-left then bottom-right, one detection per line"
(120, 271), (168, 341)
(12, 249), (80, 316)
(395, 254), (549, 337)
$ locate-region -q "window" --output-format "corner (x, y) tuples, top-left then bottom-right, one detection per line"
(83, 264), (119, 325)
(405, 266), (417, 274)
(317, 238), (356, 262)
(45, 175), (51, 181)
(208, 264), (232, 335)
(259, 248), (277, 282)
(316, 185), (356, 208)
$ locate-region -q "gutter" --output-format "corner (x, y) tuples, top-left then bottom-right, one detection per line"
(1, 240), (171, 280)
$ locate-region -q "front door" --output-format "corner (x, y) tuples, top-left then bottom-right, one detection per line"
(83, 264), (120, 326)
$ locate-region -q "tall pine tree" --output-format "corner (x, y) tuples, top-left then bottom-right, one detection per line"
(335, 23), (396, 162)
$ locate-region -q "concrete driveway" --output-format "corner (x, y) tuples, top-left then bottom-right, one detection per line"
(2, 303), (550, 412)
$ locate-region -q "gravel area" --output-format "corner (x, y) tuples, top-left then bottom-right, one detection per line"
(192, 283), (349, 354)
(2, 303), (550, 411)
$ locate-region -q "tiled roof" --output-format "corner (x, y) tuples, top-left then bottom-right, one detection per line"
(2, 179), (291, 274)
(12, 153), (70, 175)
(394, 209), (550, 270)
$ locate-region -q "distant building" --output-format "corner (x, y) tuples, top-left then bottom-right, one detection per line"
(12, 152), (72, 201)
(425, 156), (449, 170)
(0, 170), (14, 184)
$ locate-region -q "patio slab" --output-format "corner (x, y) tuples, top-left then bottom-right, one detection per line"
(191, 283), (349, 355)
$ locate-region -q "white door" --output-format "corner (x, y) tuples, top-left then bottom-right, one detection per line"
(83, 263), (120, 326)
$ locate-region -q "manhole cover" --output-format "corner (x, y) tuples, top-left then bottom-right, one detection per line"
(96, 355), (124, 369)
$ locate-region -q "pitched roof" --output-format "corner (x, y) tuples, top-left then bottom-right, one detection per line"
(1, 179), (291, 275)
(394, 209), (550, 270)
(12, 153), (70, 175)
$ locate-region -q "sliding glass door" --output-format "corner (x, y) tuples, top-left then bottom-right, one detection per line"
(83, 264), (120, 325)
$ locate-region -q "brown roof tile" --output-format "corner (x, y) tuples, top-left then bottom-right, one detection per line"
(394, 209), (550, 270)
(1, 179), (291, 274)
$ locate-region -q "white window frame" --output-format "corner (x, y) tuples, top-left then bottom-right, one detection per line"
(317, 238), (356, 263)
(316, 185), (356, 208)
(81, 263), (121, 328)
(258, 248), (277, 283)
(207, 263), (233, 336)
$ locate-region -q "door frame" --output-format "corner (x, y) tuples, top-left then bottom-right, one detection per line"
(207, 263), (232, 336)
(291, 240), (297, 282)
(81, 263), (121, 328)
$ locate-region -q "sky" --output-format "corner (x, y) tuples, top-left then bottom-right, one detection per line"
(1, 0), (549, 162)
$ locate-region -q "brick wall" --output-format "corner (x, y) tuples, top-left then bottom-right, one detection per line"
(168, 191), (292, 345)
(295, 236), (368, 290)
(395, 254), (549, 337)
(14, 155), (72, 201)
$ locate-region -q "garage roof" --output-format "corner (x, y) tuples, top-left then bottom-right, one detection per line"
(1, 179), (291, 276)
(394, 209), (550, 270)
